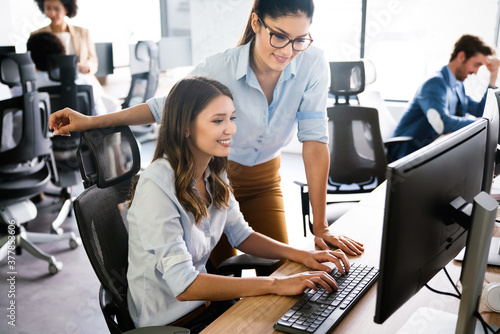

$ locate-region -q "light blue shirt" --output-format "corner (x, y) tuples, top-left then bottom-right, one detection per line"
(127, 158), (253, 327)
(147, 40), (329, 166)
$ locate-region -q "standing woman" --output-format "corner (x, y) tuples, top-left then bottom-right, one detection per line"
(49, 0), (365, 267)
(32, 0), (98, 76)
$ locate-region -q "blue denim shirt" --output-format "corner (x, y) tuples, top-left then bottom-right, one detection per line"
(127, 158), (253, 327)
(147, 40), (329, 166)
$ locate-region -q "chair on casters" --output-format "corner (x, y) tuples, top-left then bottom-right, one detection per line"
(38, 54), (94, 237)
(0, 52), (79, 275)
(123, 40), (160, 143)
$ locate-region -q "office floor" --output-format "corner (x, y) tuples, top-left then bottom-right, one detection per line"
(0, 137), (310, 334)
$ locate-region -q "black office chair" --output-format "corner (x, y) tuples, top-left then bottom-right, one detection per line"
(0, 52), (79, 274)
(295, 105), (388, 236)
(296, 61), (389, 236)
(73, 126), (276, 333)
(123, 41), (160, 143)
(72, 126), (187, 333)
(37, 54), (95, 235)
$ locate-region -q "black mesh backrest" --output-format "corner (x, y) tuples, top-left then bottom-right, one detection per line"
(329, 61), (365, 105)
(77, 127), (141, 189)
(73, 178), (135, 331)
(122, 41), (159, 109)
(327, 105), (387, 191)
(73, 126), (141, 331)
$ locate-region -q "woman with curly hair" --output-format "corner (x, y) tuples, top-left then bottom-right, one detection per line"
(32, 0), (97, 76)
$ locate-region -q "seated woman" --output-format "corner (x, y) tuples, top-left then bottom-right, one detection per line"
(126, 76), (349, 332)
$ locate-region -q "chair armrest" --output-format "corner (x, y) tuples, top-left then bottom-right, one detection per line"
(383, 136), (412, 145)
(293, 180), (307, 187)
(217, 254), (279, 277)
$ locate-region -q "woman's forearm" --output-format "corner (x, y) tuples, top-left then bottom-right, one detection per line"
(177, 273), (276, 301)
(90, 103), (155, 128)
(302, 141), (330, 234)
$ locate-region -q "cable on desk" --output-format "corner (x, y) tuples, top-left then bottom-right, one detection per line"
(425, 268), (499, 333)
(425, 268), (461, 299)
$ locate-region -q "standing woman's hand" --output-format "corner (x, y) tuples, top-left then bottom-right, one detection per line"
(314, 227), (364, 255)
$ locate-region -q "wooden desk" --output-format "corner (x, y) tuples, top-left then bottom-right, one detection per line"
(201, 185), (500, 333)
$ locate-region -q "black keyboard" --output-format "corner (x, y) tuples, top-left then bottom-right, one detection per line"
(273, 263), (379, 334)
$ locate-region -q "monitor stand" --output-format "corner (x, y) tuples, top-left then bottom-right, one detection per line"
(455, 237), (500, 266)
(397, 307), (498, 333)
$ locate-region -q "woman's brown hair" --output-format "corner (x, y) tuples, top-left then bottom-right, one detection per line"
(237, 0), (314, 46)
(130, 76), (234, 224)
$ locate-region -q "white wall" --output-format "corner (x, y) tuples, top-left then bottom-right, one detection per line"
(189, 0), (253, 65)
(0, 0), (45, 51)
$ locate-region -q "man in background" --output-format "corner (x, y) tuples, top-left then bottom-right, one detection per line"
(389, 34), (499, 161)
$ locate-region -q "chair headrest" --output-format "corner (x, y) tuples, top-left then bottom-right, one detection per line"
(47, 54), (78, 83)
(329, 61), (365, 97)
(0, 52), (37, 90)
(77, 126), (141, 189)
(135, 40), (159, 62)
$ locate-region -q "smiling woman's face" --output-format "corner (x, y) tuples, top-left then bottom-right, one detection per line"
(251, 12), (311, 74)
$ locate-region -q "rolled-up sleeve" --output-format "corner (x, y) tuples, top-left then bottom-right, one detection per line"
(146, 96), (167, 124)
(223, 193), (253, 248)
(132, 178), (199, 297)
(296, 53), (328, 144)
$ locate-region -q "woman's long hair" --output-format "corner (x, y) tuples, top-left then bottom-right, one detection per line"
(130, 76), (234, 224)
(237, 0), (314, 46)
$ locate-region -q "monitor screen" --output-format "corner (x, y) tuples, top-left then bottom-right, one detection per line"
(374, 119), (489, 325)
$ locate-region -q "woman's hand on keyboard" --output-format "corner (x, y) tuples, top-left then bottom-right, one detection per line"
(273, 271), (338, 295)
(300, 249), (350, 275)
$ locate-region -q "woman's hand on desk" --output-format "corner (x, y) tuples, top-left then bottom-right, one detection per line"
(314, 228), (364, 256)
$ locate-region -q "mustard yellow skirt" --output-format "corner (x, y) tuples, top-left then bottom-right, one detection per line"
(209, 156), (289, 267)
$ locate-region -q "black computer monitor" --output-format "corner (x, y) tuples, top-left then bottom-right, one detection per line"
(374, 118), (498, 332)
(483, 88), (500, 192)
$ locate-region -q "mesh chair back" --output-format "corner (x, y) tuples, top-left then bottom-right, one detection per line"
(327, 105), (387, 192)
(329, 61), (365, 105)
(73, 126), (141, 332)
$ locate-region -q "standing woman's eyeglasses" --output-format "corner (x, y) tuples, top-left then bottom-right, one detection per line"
(258, 17), (313, 52)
